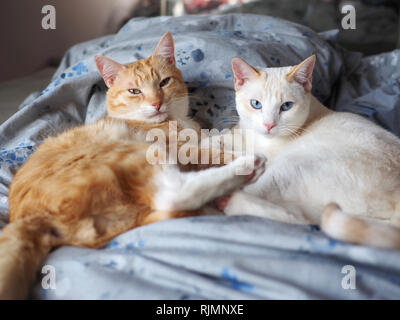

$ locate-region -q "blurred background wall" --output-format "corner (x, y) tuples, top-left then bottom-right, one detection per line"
(0, 0), (159, 83)
(0, 0), (398, 83)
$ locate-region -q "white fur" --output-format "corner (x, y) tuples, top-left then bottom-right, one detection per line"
(226, 60), (400, 244)
(322, 205), (400, 249)
(236, 66), (310, 138)
(153, 155), (266, 211)
(224, 190), (308, 224)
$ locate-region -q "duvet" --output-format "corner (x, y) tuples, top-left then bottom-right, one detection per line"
(0, 14), (400, 299)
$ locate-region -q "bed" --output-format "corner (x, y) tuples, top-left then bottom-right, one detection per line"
(0, 68), (56, 125)
(1, 14), (400, 299)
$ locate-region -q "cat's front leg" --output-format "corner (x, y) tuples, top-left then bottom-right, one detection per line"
(153, 154), (266, 211)
(219, 191), (310, 224)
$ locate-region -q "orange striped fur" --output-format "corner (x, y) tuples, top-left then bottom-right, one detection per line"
(0, 33), (212, 299)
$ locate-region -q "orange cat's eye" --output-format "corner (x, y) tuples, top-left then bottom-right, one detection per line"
(128, 88), (141, 95)
(160, 77), (171, 88)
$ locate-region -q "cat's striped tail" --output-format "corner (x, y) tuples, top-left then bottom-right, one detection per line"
(321, 203), (400, 250)
(0, 215), (62, 299)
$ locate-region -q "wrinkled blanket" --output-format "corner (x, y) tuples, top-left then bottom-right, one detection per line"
(0, 14), (400, 299)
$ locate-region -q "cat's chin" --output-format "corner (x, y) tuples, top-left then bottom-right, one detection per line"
(257, 129), (279, 138)
(146, 112), (169, 123)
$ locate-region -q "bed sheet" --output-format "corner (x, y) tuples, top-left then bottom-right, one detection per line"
(0, 14), (399, 299)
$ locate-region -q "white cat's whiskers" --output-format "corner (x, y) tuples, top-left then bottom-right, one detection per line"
(225, 55), (400, 250)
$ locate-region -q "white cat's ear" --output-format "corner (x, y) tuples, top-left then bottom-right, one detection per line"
(286, 55), (316, 92)
(153, 32), (175, 65)
(231, 57), (260, 90)
(95, 55), (125, 88)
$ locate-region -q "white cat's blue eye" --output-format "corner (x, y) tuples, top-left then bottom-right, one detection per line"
(250, 99), (262, 110)
(280, 102), (294, 112)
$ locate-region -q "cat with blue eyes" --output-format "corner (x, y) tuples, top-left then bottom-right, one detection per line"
(217, 55), (400, 250)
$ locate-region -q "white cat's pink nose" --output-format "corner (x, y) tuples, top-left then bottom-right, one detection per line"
(264, 123), (276, 132)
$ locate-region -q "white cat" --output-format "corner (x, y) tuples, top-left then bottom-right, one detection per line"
(217, 55), (400, 250)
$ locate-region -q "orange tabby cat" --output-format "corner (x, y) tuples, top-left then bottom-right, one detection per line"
(0, 33), (264, 299)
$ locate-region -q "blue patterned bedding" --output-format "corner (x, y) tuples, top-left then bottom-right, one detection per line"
(1, 14), (400, 299)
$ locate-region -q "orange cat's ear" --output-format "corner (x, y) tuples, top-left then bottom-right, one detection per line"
(95, 56), (125, 88)
(152, 32), (175, 65)
(286, 55), (316, 92)
(231, 57), (260, 91)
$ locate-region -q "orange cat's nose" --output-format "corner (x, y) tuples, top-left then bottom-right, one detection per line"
(152, 101), (162, 111)
(264, 123), (276, 132)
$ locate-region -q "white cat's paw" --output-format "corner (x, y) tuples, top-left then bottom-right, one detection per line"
(233, 154), (267, 184)
(248, 154), (267, 184)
